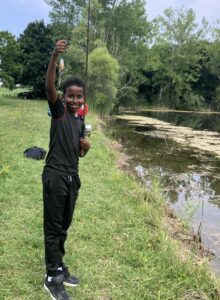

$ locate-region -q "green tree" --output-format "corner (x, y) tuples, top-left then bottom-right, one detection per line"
(45, 0), (220, 112)
(104, 0), (151, 106)
(148, 7), (209, 109)
(190, 41), (217, 109)
(47, 0), (150, 109)
(48, 0), (85, 25)
(0, 31), (21, 89)
(45, 0), (86, 41)
(62, 0), (104, 81)
(45, 0), (104, 91)
(88, 46), (119, 114)
(209, 31), (220, 110)
(19, 21), (53, 97)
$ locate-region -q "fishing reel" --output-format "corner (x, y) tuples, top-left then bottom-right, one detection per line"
(85, 124), (92, 137)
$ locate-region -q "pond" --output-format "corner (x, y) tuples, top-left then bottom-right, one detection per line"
(105, 110), (220, 275)
(135, 110), (220, 133)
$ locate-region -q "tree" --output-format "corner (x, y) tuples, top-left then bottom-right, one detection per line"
(190, 41), (217, 108)
(45, 0), (86, 41)
(49, 0), (151, 108)
(44, 0), (220, 112)
(62, 0), (104, 81)
(48, 0), (86, 25)
(0, 31), (21, 89)
(19, 21), (53, 97)
(147, 7), (209, 109)
(209, 29), (220, 110)
(103, 0), (151, 106)
(88, 45), (119, 114)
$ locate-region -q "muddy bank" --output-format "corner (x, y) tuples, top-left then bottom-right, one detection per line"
(114, 114), (220, 159)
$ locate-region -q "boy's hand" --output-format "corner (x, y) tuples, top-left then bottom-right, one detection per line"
(53, 40), (68, 57)
(46, 39), (67, 104)
(80, 138), (90, 151)
(79, 138), (90, 157)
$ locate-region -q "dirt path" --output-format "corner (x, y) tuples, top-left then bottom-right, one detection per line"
(115, 114), (220, 159)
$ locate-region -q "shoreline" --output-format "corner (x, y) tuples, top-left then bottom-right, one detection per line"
(109, 136), (215, 269)
(121, 108), (220, 115)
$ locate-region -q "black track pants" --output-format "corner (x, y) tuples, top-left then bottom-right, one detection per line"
(42, 170), (81, 276)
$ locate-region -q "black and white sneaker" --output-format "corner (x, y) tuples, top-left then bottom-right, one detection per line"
(44, 273), (71, 300)
(63, 267), (79, 287)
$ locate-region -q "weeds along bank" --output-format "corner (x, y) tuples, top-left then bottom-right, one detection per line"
(0, 97), (219, 299)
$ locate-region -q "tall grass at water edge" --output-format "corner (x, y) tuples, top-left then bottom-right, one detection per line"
(0, 95), (219, 299)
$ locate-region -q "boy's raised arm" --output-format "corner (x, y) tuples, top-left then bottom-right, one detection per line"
(45, 40), (67, 104)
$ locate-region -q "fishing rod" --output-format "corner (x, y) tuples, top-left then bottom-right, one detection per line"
(44, 0), (91, 90)
(44, 0), (92, 137)
(80, 0), (91, 136)
(84, 0), (91, 105)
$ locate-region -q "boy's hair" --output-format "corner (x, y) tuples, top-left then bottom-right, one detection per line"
(62, 77), (85, 95)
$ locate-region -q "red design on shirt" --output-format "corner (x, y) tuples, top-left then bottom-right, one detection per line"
(77, 104), (88, 117)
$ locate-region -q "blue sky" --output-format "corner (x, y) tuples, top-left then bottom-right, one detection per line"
(0, 0), (219, 37)
(0, 0), (50, 37)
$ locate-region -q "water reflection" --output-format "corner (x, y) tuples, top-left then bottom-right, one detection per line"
(106, 118), (220, 274)
(136, 110), (220, 133)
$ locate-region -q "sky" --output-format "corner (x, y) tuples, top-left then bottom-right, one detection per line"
(0, 0), (219, 37)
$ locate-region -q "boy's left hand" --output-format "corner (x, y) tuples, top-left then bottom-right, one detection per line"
(80, 138), (90, 156)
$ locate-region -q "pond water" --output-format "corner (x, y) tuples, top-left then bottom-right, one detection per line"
(106, 111), (220, 274)
(136, 110), (220, 133)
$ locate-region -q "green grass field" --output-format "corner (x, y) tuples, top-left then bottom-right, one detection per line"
(0, 93), (219, 299)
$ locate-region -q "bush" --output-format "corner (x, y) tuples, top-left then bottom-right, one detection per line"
(88, 46), (119, 114)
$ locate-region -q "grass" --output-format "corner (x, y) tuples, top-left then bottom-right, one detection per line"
(0, 94), (220, 299)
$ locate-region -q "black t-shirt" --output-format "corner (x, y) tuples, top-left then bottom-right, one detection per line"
(44, 98), (83, 175)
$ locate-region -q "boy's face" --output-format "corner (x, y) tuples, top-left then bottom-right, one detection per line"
(64, 85), (85, 114)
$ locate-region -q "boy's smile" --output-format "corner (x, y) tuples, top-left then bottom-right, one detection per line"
(64, 85), (84, 113)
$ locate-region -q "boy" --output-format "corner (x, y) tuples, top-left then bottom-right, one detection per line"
(42, 40), (90, 300)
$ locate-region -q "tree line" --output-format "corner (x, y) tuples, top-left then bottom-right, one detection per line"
(0, 0), (219, 112)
